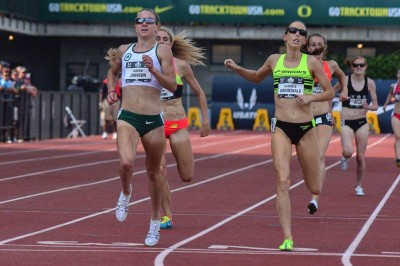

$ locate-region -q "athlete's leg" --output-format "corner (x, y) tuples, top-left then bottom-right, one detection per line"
(311, 125), (332, 202)
(272, 128), (293, 241)
(340, 125), (355, 159)
(391, 117), (400, 160)
(159, 141), (173, 218)
(354, 123), (369, 187)
(116, 120), (139, 196)
(296, 128), (322, 196)
(142, 126), (167, 221)
(169, 128), (194, 182)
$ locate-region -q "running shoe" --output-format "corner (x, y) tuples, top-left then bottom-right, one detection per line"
(112, 132), (117, 140)
(115, 185), (132, 222)
(160, 216), (174, 229)
(395, 159), (400, 168)
(308, 199), (318, 215)
(279, 239), (293, 251)
(340, 157), (349, 171)
(102, 132), (108, 139)
(355, 186), (365, 196)
(145, 219), (161, 246)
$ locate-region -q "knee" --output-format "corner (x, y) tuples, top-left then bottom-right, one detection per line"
(146, 168), (161, 183)
(276, 176), (290, 192)
(356, 153), (365, 164)
(119, 161), (133, 176)
(160, 163), (167, 178)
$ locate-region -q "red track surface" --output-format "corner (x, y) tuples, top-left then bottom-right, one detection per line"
(0, 130), (399, 266)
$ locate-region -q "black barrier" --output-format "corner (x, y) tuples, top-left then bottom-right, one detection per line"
(0, 91), (100, 142)
(211, 75), (397, 133)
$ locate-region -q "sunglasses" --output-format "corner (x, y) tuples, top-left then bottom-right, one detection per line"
(135, 17), (157, 25)
(286, 27), (307, 37)
(352, 63), (366, 68)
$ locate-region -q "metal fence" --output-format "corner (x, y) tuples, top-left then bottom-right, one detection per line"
(0, 91), (100, 142)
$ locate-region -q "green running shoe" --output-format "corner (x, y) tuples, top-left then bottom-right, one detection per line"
(160, 216), (174, 229)
(279, 239), (293, 251)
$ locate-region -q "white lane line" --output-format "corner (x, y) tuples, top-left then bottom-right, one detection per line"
(154, 134), (390, 266)
(0, 134), (263, 182)
(0, 143), (269, 245)
(341, 174), (400, 266)
(0, 141), (268, 205)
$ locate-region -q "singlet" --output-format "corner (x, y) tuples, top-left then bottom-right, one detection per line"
(393, 83), (400, 102)
(121, 43), (162, 91)
(160, 59), (183, 101)
(273, 53), (314, 99)
(313, 61), (332, 95)
(342, 75), (368, 109)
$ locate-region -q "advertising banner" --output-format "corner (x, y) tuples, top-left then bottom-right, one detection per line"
(39, 0), (400, 26)
(211, 75), (396, 133)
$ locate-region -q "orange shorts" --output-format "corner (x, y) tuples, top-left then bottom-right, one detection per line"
(164, 118), (188, 138)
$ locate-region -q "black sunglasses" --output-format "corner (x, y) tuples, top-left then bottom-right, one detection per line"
(286, 27), (307, 37)
(135, 17), (157, 25)
(352, 63), (366, 68)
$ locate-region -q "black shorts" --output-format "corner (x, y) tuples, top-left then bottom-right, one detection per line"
(271, 118), (316, 145)
(314, 113), (332, 127)
(341, 117), (368, 133)
(117, 109), (164, 137)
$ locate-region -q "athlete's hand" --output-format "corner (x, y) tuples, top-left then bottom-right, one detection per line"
(224, 59), (239, 71)
(200, 121), (211, 137)
(295, 95), (312, 105)
(339, 91), (349, 102)
(142, 55), (154, 72)
(107, 91), (119, 105)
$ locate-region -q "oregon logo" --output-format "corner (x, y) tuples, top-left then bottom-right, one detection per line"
(124, 53), (132, 61)
(297, 5), (312, 18)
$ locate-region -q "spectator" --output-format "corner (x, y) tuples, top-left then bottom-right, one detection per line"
(0, 66), (17, 143)
(67, 75), (84, 93)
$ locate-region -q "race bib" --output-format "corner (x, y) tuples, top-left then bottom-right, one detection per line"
(271, 118), (277, 132)
(125, 61), (152, 83)
(277, 77), (304, 98)
(160, 87), (174, 101)
(349, 98), (366, 108)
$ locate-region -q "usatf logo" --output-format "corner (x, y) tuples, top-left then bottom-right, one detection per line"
(233, 88), (257, 120)
(236, 88), (257, 110)
(124, 53), (132, 61)
(134, 61), (142, 67)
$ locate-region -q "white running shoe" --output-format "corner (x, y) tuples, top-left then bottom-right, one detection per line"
(145, 219), (161, 246)
(115, 185), (132, 222)
(340, 157), (349, 171)
(102, 132), (108, 139)
(112, 132), (117, 140)
(355, 186), (365, 196)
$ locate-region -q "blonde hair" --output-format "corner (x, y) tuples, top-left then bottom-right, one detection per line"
(159, 26), (206, 66)
(104, 48), (118, 66)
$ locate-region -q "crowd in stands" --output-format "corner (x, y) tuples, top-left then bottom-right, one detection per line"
(0, 60), (38, 143)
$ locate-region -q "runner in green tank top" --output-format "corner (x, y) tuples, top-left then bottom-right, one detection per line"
(224, 21), (334, 251)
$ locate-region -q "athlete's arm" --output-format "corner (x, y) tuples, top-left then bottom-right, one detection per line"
(149, 44), (176, 92)
(383, 84), (394, 112)
(180, 60), (210, 137)
(364, 78), (378, 111)
(224, 54), (276, 83)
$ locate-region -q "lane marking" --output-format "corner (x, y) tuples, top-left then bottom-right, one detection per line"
(0, 137), (266, 204)
(0, 143), (270, 244)
(154, 134), (391, 265)
(341, 173), (400, 266)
